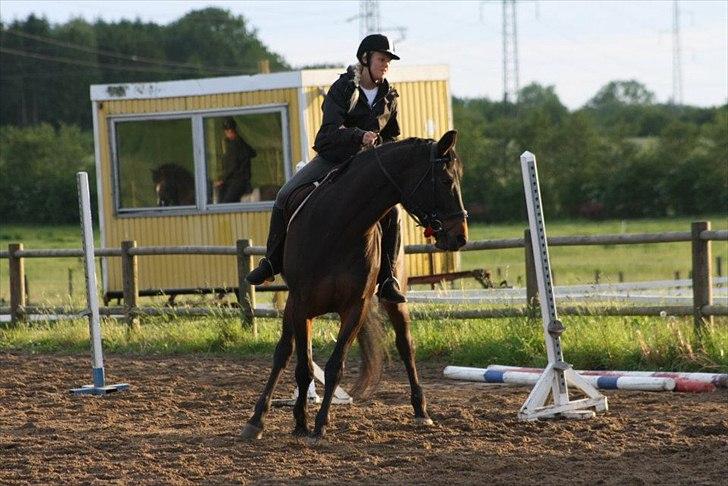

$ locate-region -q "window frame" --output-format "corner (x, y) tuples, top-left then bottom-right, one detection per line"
(108, 103), (292, 217)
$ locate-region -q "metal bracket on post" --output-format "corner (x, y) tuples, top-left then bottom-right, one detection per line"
(517, 152), (607, 421)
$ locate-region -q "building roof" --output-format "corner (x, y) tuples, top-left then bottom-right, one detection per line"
(89, 65), (449, 101)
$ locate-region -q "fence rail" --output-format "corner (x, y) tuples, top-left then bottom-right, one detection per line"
(2, 222), (727, 334)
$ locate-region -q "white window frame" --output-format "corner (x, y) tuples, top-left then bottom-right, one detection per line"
(109, 103), (291, 217)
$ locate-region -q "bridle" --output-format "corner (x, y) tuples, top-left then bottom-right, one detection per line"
(374, 141), (468, 238)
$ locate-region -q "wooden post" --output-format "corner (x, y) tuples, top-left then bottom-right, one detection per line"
(524, 229), (538, 315)
(121, 240), (139, 328)
(691, 221), (713, 339)
(9, 243), (26, 324)
(68, 268), (74, 298)
(237, 239), (257, 336)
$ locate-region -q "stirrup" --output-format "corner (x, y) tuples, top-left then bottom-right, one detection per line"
(377, 277), (407, 304)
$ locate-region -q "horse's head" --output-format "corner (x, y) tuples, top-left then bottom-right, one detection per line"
(398, 131), (468, 251)
(151, 166), (177, 206)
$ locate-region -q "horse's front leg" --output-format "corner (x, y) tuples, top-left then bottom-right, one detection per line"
(382, 301), (433, 426)
(292, 316), (313, 437)
(310, 300), (367, 442)
(241, 300), (296, 440)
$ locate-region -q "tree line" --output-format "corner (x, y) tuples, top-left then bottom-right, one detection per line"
(0, 10), (725, 224)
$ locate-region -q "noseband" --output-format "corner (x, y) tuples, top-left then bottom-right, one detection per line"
(375, 142), (468, 238)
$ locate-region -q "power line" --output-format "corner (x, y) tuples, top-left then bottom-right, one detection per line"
(2, 28), (250, 74)
(0, 46), (254, 75)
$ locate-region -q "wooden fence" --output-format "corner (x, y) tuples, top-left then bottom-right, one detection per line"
(1, 221), (726, 337)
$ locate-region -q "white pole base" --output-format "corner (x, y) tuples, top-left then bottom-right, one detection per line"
(272, 360), (353, 407)
(517, 364), (608, 421)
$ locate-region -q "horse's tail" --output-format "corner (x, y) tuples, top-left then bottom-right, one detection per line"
(350, 301), (389, 399)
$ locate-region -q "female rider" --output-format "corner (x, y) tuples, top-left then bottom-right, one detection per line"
(246, 34), (406, 303)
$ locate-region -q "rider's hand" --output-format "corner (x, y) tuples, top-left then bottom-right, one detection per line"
(362, 131), (378, 146)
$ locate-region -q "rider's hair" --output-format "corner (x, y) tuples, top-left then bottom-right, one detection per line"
(353, 62), (363, 87)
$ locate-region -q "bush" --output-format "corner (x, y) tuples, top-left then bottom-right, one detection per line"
(0, 124), (95, 223)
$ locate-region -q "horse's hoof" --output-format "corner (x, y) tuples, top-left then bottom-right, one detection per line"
(414, 417), (434, 427)
(292, 425), (310, 437)
(240, 423), (263, 440)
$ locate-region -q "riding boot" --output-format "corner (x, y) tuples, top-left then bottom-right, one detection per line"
(376, 207), (407, 304)
(246, 207), (287, 285)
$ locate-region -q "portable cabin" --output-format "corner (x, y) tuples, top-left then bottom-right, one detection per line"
(90, 65), (458, 296)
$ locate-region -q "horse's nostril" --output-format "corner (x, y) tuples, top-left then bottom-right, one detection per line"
(456, 235), (467, 247)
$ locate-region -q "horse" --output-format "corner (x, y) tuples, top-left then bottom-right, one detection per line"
(151, 163), (196, 206)
(241, 130), (468, 443)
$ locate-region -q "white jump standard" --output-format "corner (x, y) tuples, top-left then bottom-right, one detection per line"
(70, 172), (129, 396)
(517, 151), (607, 420)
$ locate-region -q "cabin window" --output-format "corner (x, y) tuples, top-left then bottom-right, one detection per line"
(110, 105), (290, 215)
(203, 112), (286, 205)
(114, 118), (195, 210)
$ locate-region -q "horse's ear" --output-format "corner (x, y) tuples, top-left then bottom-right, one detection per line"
(437, 130), (458, 156)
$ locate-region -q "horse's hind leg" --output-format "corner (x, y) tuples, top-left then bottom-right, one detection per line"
(382, 301), (433, 426)
(241, 301), (296, 440)
(311, 300), (367, 441)
(292, 316), (313, 437)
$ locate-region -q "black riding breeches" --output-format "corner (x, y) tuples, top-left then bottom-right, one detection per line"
(264, 155), (336, 272)
(273, 155), (336, 210)
(377, 206), (402, 285)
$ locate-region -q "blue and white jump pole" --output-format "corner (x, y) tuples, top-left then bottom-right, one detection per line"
(70, 172), (129, 395)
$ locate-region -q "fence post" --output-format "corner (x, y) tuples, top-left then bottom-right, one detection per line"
(524, 229), (538, 315)
(691, 221), (713, 340)
(121, 240), (139, 328)
(8, 243), (26, 324)
(237, 239), (257, 336)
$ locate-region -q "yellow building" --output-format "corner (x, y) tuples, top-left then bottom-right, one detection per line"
(90, 65), (457, 295)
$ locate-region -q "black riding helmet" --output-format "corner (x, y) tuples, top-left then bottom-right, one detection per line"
(356, 34), (400, 65)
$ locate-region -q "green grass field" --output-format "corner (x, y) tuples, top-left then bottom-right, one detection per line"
(1, 217), (726, 372)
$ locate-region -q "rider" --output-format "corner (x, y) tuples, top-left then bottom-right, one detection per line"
(246, 33), (407, 303)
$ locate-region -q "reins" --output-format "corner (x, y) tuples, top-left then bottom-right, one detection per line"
(373, 141), (468, 238)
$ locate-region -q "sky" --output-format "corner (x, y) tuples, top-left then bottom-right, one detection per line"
(1, 0), (726, 109)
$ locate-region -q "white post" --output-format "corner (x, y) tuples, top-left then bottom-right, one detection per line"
(71, 172), (128, 395)
(517, 152), (607, 420)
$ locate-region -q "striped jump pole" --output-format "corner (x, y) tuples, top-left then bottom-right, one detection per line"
(446, 366), (686, 392)
(70, 172), (129, 396)
(485, 365), (725, 392)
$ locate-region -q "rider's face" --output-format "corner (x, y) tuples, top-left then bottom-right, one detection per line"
(368, 51), (392, 81)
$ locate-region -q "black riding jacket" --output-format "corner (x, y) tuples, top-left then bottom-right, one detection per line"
(313, 66), (400, 164)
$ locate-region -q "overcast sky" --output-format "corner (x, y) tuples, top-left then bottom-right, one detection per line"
(2, 0), (726, 109)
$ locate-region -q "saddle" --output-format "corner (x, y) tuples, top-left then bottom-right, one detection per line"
(283, 156), (356, 229)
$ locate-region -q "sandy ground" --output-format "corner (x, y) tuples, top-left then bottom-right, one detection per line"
(0, 352), (726, 485)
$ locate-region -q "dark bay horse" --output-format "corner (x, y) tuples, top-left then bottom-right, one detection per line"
(151, 163), (195, 206)
(242, 130), (468, 442)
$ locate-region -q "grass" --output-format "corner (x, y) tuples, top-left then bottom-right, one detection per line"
(1, 313), (726, 372)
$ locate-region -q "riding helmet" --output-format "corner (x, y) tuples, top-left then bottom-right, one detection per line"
(356, 34), (400, 63)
